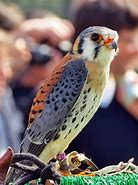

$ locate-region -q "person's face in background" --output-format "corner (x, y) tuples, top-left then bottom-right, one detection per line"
(29, 48), (62, 85)
(111, 28), (138, 75)
(42, 48), (62, 78)
(20, 45), (63, 87)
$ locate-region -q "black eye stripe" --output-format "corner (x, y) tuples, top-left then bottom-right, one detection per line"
(78, 38), (84, 54)
(94, 45), (101, 59)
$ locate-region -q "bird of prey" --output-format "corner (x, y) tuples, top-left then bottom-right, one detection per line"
(7, 26), (118, 183)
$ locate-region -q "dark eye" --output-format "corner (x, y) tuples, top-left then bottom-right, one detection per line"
(91, 33), (99, 41)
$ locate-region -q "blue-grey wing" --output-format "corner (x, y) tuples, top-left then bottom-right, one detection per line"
(20, 59), (88, 153)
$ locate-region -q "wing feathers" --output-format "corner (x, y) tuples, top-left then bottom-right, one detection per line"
(28, 53), (72, 127)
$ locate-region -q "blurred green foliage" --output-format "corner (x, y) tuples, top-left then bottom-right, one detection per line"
(1, 0), (71, 18)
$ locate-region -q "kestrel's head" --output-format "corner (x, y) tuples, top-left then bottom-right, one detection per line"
(72, 26), (119, 66)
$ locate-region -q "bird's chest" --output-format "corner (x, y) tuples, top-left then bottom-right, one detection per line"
(51, 67), (108, 149)
(61, 70), (107, 139)
(40, 65), (108, 162)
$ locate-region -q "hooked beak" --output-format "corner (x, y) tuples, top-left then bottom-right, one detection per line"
(104, 38), (118, 52)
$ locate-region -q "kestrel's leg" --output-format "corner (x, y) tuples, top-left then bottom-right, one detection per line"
(57, 152), (66, 161)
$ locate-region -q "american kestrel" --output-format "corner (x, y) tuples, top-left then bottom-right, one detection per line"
(7, 26), (118, 183)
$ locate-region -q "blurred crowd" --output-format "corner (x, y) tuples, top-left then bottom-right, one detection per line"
(0, 0), (138, 169)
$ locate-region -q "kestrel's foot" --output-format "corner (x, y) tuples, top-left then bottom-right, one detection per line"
(8, 153), (61, 185)
(41, 162), (61, 185)
(57, 152), (66, 161)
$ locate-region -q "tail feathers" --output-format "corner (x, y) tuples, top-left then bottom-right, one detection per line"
(20, 135), (46, 157)
(19, 135), (31, 153)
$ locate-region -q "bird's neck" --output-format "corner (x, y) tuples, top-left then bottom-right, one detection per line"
(85, 61), (110, 81)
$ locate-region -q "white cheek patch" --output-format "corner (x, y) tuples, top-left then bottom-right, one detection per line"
(81, 38), (95, 61)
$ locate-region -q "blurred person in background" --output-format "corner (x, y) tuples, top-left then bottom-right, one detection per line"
(67, 0), (138, 168)
(0, 30), (23, 156)
(18, 14), (74, 48)
(0, 2), (24, 31)
(0, 2), (26, 155)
